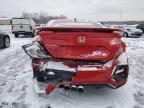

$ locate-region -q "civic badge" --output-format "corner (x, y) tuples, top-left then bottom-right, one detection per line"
(78, 36), (86, 43)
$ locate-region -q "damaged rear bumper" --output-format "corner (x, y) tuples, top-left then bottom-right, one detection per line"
(32, 59), (128, 89)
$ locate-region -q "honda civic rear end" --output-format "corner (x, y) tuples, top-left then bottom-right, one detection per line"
(22, 20), (129, 92)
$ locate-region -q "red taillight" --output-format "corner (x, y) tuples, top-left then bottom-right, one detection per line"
(30, 26), (32, 30)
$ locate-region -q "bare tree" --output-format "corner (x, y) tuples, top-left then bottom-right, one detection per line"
(21, 11), (67, 24)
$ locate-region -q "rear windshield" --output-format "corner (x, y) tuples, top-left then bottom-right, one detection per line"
(47, 22), (105, 28)
(12, 19), (30, 25)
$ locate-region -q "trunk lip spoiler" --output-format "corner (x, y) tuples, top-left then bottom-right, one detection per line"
(36, 27), (121, 32)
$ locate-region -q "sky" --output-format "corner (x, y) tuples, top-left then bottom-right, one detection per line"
(0, 0), (144, 21)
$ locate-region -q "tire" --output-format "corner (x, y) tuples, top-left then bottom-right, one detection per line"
(14, 34), (19, 38)
(3, 36), (10, 48)
(33, 70), (46, 82)
(31, 33), (35, 37)
(31, 30), (35, 37)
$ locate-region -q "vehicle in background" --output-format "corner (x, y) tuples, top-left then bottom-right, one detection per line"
(110, 25), (143, 38)
(137, 24), (144, 33)
(0, 30), (10, 48)
(123, 25), (143, 37)
(22, 19), (129, 95)
(11, 18), (36, 38)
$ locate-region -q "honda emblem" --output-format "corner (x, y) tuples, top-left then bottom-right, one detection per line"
(78, 36), (86, 43)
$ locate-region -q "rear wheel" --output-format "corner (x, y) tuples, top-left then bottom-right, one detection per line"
(14, 34), (19, 38)
(3, 36), (10, 48)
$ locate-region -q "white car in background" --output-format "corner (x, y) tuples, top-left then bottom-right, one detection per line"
(0, 30), (10, 48)
(122, 25), (143, 37)
(11, 18), (36, 38)
(110, 25), (143, 38)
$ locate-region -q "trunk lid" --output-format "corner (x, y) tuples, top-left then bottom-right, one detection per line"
(38, 27), (121, 61)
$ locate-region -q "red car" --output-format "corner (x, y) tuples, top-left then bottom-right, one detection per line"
(22, 20), (129, 94)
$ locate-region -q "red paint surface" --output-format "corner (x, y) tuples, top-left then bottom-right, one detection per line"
(34, 27), (128, 90)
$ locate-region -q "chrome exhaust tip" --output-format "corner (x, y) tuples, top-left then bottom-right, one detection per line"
(77, 86), (84, 93)
(71, 85), (77, 92)
(64, 84), (70, 90)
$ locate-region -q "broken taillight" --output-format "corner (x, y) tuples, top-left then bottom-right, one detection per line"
(22, 42), (51, 59)
(112, 65), (129, 81)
